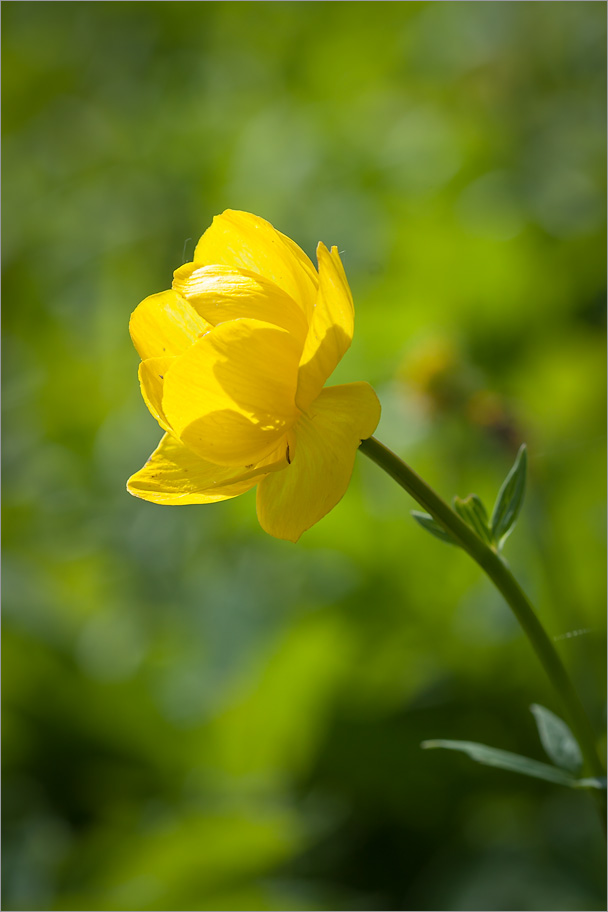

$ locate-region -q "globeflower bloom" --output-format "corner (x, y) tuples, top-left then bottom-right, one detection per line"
(127, 210), (381, 541)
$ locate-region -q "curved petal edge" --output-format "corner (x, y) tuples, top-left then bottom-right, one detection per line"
(256, 382), (381, 542)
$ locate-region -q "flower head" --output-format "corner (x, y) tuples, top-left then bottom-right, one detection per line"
(127, 210), (380, 541)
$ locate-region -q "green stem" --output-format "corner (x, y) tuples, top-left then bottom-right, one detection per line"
(359, 437), (606, 807)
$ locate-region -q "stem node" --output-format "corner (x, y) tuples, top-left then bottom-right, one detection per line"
(359, 436), (606, 796)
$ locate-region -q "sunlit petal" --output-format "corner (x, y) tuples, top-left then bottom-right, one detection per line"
(127, 433), (264, 505)
(129, 289), (211, 361)
(193, 210), (318, 319)
(256, 382), (380, 541)
(172, 263), (308, 347)
(295, 244), (355, 411)
(162, 318), (301, 466)
(138, 356), (176, 432)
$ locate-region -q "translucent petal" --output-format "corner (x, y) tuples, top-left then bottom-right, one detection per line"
(192, 210), (317, 319)
(256, 382), (381, 542)
(129, 289), (211, 361)
(295, 244), (355, 411)
(172, 263), (308, 347)
(162, 318), (301, 466)
(127, 434), (265, 505)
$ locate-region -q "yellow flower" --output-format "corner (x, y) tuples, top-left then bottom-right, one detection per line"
(127, 210), (381, 541)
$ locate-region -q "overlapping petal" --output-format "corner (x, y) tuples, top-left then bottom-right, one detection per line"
(193, 210), (318, 319)
(129, 289), (211, 361)
(295, 244), (355, 412)
(128, 211), (382, 539)
(138, 356), (175, 432)
(162, 318), (301, 466)
(172, 264), (308, 347)
(256, 382), (381, 542)
(127, 433), (268, 505)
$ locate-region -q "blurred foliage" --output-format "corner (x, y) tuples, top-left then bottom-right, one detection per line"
(2, 2), (606, 910)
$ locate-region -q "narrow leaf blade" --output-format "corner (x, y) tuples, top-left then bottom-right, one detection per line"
(421, 738), (580, 788)
(491, 444), (527, 545)
(530, 704), (583, 773)
(411, 511), (457, 546)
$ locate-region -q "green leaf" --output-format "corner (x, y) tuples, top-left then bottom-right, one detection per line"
(453, 494), (493, 545)
(411, 511), (457, 545)
(530, 704), (583, 773)
(421, 739), (603, 789)
(490, 444), (527, 546)
(578, 776), (608, 790)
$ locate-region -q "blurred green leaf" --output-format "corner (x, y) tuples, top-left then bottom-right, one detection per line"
(2, 2), (607, 909)
(530, 703), (583, 774)
(411, 511), (457, 546)
(453, 494), (493, 545)
(421, 739), (603, 789)
(490, 444), (527, 547)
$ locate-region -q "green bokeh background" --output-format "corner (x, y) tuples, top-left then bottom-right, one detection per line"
(2, 2), (606, 910)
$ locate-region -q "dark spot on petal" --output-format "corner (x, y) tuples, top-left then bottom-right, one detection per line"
(245, 464), (254, 469)
(159, 374), (164, 379)
(286, 445), (291, 464)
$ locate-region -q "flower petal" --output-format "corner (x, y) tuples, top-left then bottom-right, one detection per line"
(172, 264), (308, 347)
(256, 382), (381, 542)
(162, 318), (301, 466)
(138, 356), (176, 432)
(295, 244), (355, 412)
(193, 210), (318, 319)
(127, 433), (267, 505)
(130, 289), (211, 361)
